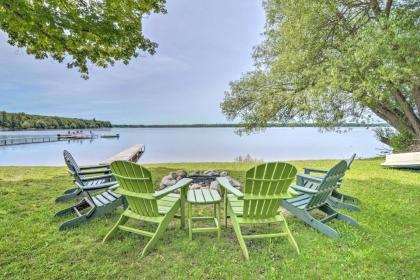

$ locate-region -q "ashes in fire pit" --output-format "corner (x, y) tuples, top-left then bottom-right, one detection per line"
(159, 169), (241, 193)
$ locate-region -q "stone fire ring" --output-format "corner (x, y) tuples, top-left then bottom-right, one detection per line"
(159, 169), (241, 193)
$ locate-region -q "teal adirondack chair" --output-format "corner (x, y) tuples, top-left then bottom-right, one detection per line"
(56, 150), (114, 202)
(54, 175), (124, 231)
(283, 160), (359, 238)
(103, 161), (192, 257)
(302, 154), (360, 211)
(217, 162), (300, 260)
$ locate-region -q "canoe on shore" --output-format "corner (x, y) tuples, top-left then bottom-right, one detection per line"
(381, 152), (420, 169)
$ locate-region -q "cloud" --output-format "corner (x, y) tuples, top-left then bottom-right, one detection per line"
(0, 0), (265, 124)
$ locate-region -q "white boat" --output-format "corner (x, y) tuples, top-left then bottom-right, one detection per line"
(381, 152), (420, 169)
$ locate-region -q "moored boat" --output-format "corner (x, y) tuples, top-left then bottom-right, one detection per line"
(101, 134), (120, 138)
(381, 152), (420, 169)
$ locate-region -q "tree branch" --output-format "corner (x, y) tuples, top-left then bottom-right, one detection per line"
(392, 89), (420, 136)
(370, 0), (381, 17)
(413, 85), (420, 115)
(385, 0), (393, 17)
(367, 100), (416, 136)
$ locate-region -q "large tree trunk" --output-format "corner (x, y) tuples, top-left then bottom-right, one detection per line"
(366, 101), (417, 137)
(393, 89), (420, 137)
(413, 85), (420, 114)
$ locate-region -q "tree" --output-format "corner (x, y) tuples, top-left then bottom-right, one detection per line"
(0, 0), (167, 78)
(221, 0), (420, 149)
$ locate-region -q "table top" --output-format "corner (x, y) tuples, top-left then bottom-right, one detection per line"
(187, 189), (221, 204)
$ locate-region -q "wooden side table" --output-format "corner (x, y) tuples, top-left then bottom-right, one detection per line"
(187, 189), (222, 240)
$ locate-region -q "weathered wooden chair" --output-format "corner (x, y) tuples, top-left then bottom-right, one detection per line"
(103, 161), (192, 257)
(55, 150), (114, 202)
(302, 154), (360, 211)
(217, 162), (300, 261)
(283, 160), (359, 238)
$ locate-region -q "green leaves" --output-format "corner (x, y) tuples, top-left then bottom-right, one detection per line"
(0, 0), (167, 78)
(222, 0), (420, 145)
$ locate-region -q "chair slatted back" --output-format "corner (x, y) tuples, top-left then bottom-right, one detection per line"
(63, 150), (81, 173)
(111, 161), (159, 217)
(63, 150), (84, 185)
(306, 160), (348, 210)
(243, 162), (297, 219)
(347, 153), (356, 169)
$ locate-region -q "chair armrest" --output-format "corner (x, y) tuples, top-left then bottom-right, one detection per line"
(76, 181), (117, 191)
(114, 188), (155, 199)
(304, 167), (328, 174)
(82, 174), (114, 182)
(291, 185), (318, 194)
(79, 164), (110, 170)
(216, 177), (244, 199)
(297, 174), (323, 183)
(153, 178), (193, 199)
(287, 187), (300, 196)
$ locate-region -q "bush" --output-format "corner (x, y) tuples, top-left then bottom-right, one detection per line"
(375, 127), (414, 152)
(390, 131), (414, 152)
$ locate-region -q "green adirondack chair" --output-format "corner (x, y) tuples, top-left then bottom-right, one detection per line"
(103, 161), (192, 257)
(302, 153), (360, 211)
(283, 160), (359, 238)
(217, 162), (300, 261)
(56, 150), (113, 202)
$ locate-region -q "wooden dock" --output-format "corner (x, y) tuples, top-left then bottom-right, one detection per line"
(0, 133), (98, 146)
(0, 136), (60, 146)
(100, 144), (145, 165)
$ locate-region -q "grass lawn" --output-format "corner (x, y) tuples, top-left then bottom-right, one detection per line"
(0, 159), (419, 279)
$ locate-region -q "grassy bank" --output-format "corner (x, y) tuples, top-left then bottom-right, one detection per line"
(0, 159), (419, 279)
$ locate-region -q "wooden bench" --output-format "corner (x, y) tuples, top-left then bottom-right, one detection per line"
(100, 144), (145, 165)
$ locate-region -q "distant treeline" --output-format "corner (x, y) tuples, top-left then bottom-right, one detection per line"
(0, 111), (112, 130)
(114, 123), (388, 128)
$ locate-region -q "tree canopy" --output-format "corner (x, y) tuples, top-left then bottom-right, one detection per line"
(0, 0), (166, 78)
(221, 0), (420, 149)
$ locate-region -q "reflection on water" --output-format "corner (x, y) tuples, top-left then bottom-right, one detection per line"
(0, 127), (388, 166)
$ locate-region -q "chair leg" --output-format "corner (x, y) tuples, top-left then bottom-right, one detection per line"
(188, 203), (193, 241)
(332, 189), (360, 203)
(180, 187), (187, 229)
(59, 215), (88, 231)
(216, 203), (221, 240)
(279, 214), (300, 254)
(321, 204), (359, 228)
(55, 190), (82, 203)
(229, 205), (249, 260)
(54, 199), (89, 217)
(283, 202), (339, 238)
(102, 214), (129, 242)
(328, 197), (360, 211)
(64, 187), (79, 194)
(224, 194), (228, 227)
(55, 193), (76, 203)
(141, 201), (180, 257)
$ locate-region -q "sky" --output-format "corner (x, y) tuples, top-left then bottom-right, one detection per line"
(0, 1), (265, 124)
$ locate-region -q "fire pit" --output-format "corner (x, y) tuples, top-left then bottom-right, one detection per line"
(159, 169), (241, 193)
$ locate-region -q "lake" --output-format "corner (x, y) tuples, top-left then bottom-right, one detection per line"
(0, 127), (388, 166)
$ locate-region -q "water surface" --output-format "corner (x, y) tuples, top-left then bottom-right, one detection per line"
(0, 127), (388, 166)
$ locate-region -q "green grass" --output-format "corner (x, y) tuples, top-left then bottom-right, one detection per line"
(0, 159), (419, 279)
